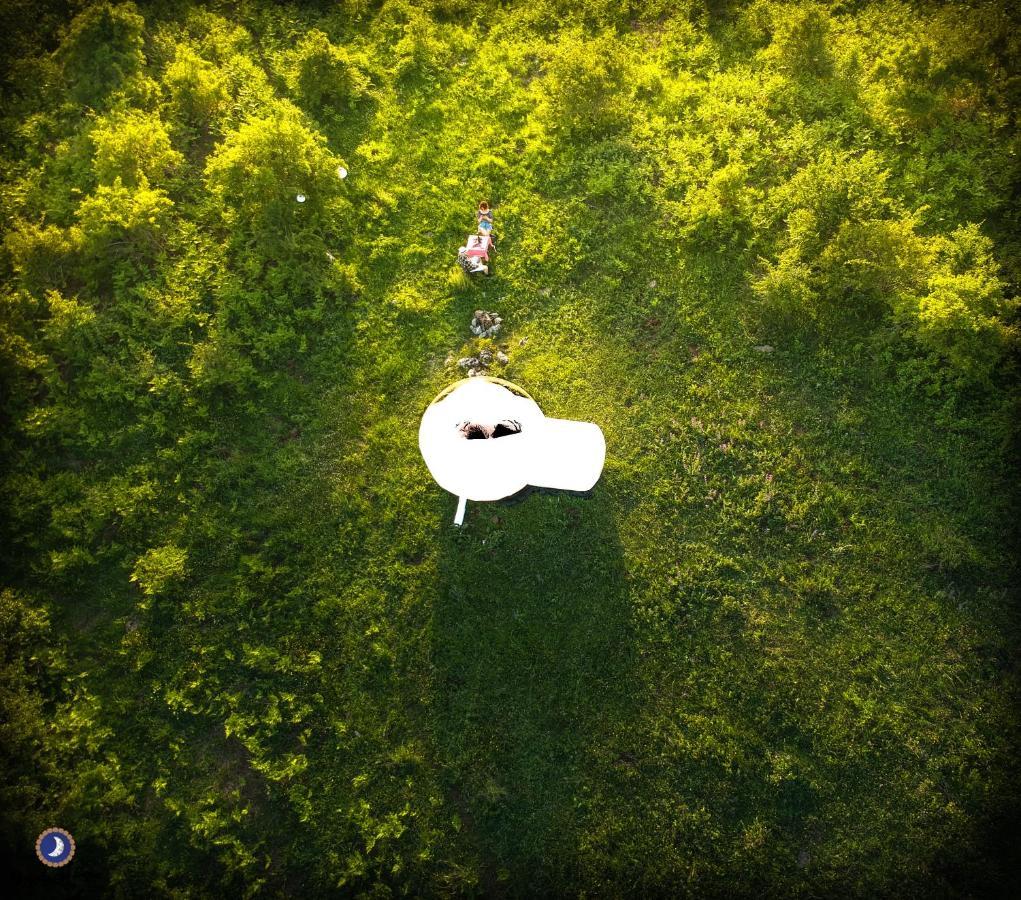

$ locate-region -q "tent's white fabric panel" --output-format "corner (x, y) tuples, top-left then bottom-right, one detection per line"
(425, 431), (530, 501)
(418, 378), (606, 503)
(419, 380), (543, 501)
(525, 418), (606, 492)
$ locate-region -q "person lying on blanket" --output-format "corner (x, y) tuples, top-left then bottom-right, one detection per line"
(458, 246), (489, 276)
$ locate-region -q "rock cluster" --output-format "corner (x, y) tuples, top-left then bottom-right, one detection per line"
(458, 348), (499, 377)
(470, 310), (502, 337)
(455, 311), (511, 376)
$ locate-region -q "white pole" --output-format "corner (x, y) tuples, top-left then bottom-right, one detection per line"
(453, 496), (467, 526)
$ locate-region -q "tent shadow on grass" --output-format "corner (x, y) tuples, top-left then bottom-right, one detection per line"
(430, 482), (635, 890)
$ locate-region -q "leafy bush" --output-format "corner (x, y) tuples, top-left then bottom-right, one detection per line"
(91, 110), (184, 187)
(815, 216), (926, 326)
(535, 29), (634, 141)
(41, 289), (99, 364)
(752, 199), (1015, 380)
(186, 323), (258, 394)
(282, 30), (371, 111)
(761, 151), (897, 255)
(680, 161), (759, 249)
(388, 3), (450, 81)
(204, 101), (347, 248)
(56, 1), (147, 107)
(765, 4), (834, 79)
(750, 152), (914, 335)
(76, 179), (174, 264)
(0, 588), (66, 858)
(163, 46), (231, 130)
(130, 543), (188, 597)
(903, 225), (1017, 381)
(4, 222), (81, 294)
(750, 248), (819, 337)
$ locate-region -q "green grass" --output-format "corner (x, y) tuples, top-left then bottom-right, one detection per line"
(1, 1), (1019, 896)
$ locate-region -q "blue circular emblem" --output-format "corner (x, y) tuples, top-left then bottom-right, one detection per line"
(35, 827), (75, 867)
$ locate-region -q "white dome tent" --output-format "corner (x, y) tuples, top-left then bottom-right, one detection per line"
(419, 377), (606, 525)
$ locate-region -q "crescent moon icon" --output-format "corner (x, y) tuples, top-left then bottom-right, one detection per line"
(35, 827), (75, 867)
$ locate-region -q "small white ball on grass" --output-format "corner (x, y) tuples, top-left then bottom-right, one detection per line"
(337, 165), (348, 179)
(296, 193), (306, 203)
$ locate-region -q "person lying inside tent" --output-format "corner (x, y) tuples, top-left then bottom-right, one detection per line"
(458, 245), (489, 276)
(457, 419), (521, 440)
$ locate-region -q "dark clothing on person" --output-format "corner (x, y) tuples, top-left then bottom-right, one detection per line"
(463, 423), (491, 439)
(459, 420), (521, 440)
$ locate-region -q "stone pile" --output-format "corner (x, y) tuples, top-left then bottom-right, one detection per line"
(458, 349), (491, 377)
(470, 310), (502, 337)
(456, 312), (511, 377)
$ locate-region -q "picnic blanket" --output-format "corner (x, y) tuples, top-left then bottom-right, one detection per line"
(464, 234), (493, 259)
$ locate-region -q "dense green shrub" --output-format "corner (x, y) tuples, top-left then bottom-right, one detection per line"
(388, 3), (452, 81)
(40, 290), (100, 367)
(204, 101), (347, 248)
(130, 543), (188, 598)
(766, 4), (834, 79)
(76, 179), (173, 266)
(681, 161), (759, 249)
(91, 110), (183, 187)
(535, 29), (635, 141)
(814, 216), (926, 326)
(56, 1), (147, 107)
(4, 223), (81, 295)
(282, 29), (371, 111)
(162, 46), (231, 130)
(903, 225), (1018, 381)
(750, 248), (819, 336)
(186, 321), (258, 393)
(0, 589), (66, 845)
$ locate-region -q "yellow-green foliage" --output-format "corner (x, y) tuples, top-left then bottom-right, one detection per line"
(76, 178), (173, 259)
(91, 110), (183, 186)
(908, 226), (1018, 380)
(535, 29), (635, 140)
(162, 46), (231, 128)
(57, 1), (147, 106)
(130, 543), (188, 597)
(282, 29), (371, 110)
(4, 222), (81, 293)
(204, 100), (346, 243)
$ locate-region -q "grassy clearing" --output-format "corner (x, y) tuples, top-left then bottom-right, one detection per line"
(1, 1), (1019, 896)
